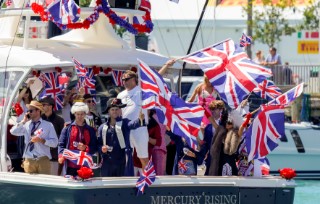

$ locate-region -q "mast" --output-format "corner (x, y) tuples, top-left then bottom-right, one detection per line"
(178, 0), (209, 96)
(247, 0), (253, 58)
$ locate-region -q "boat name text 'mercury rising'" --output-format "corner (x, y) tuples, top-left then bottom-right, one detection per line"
(150, 193), (237, 204)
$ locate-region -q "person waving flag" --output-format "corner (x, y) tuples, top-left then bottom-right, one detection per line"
(180, 39), (272, 109)
(138, 59), (204, 151)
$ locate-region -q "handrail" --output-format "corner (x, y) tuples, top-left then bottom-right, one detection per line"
(0, 7), (145, 18)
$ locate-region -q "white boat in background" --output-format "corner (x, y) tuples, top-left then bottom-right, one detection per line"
(0, 3), (295, 204)
(269, 122), (320, 179)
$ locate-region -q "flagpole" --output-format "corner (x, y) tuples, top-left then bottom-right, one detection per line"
(178, 0), (209, 96)
(137, 59), (148, 123)
(250, 82), (305, 115)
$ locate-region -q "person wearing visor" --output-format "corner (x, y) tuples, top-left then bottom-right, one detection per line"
(97, 98), (145, 177)
(10, 100), (58, 174)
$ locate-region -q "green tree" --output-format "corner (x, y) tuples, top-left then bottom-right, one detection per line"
(243, 0), (297, 48)
(299, 0), (320, 31)
(80, 0), (91, 7)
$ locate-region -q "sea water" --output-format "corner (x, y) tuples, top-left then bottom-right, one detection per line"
(294, 180), (320, 204)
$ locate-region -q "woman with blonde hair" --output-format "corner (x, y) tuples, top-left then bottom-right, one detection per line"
(188, 75), (218, 130)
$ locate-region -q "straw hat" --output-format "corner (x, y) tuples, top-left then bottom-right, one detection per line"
(26, 100), (44, 112)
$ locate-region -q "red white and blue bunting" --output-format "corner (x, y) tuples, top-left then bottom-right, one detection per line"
(31, 0), (153, 34)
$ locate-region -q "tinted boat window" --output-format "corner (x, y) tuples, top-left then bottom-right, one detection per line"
(290, 130), (305, 153)
(0, 71), (24, 124)
(181, 82), (193, 100)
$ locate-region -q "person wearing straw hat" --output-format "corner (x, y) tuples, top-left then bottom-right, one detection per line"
(10, 100), (58, 174)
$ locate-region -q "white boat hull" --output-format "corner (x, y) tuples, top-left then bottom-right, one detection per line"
(269, 122), (320, 179)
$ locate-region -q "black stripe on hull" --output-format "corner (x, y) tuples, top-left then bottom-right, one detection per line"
(0, 182), (295, 204)
(270, 170), (320, 179)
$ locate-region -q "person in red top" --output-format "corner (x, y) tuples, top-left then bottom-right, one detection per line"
(133, 110), (162, 175)
(58, 102), (97, 176)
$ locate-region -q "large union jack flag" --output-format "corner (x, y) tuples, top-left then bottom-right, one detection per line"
(268, 83), (304, 106)
(112, 70), (124, 86)
(181, 39), (272, 109)
(47, 0), (80, 27)
(139, 60), (204, 150)
(62, 149), (95, 168)
(39, 72), (64, 110)
(245, 104), (285, 162)
(253, 79), (282, 101)
(136, 157), (156, 194)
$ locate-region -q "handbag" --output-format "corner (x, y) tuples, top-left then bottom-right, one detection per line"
(178, 156), (196, 175)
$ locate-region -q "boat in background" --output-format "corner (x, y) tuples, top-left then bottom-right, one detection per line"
(269, 122), (320, 179)
(0, 3), (295, 204)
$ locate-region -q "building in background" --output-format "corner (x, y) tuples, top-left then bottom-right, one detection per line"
(149, 0), (319, 65)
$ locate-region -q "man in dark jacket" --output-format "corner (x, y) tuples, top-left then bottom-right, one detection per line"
(40, 96), (65, 175)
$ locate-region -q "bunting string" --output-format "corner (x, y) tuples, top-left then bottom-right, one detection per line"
(31, 0), (153, 34)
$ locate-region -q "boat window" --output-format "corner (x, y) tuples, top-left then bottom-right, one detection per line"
(181, 82), (193, 100)
(290, 130), (305, 153)
(0, 71), (24, 124)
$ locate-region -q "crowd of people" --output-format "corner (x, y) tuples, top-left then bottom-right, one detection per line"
(253, 47), (294, 85)
(7, 58), (273, 178)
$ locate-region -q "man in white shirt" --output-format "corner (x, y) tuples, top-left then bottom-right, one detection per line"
(10, 100), (58, 174)
(117, 70), (149, 170)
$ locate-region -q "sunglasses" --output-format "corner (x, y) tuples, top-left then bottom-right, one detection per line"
(122, 77), (133, 82)
(27, 109), (36, 113)
(85, 100), (94, 103)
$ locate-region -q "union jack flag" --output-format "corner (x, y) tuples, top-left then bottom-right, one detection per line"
(72, 57), (87, 78)
(181, 39), (272, 109)
(34, 128), (43, 137)
(39, 72), (64, 110)
(78, 77), (96, 96)
(62, 149), (95, 168)
(112, 70), (124, 86)
(252, 79), (282, 101)
(178, 159), (187, 173)
(136, 157), (156, 194)
(245, 104), (285, 162)
(259, 157), (270, 175)
(72, 57), (96, 97)
(239, 33), (252, 48)
(139, 60), (204, 150)
(268, 83), (304, 106)
(177, 158), (195, 175)
(139, 0), (151, 13)
(47, 0), (80, 27)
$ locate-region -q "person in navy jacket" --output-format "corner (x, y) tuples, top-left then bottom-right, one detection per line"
(58, 102), (98, 176)
(97, 98), (145, 177)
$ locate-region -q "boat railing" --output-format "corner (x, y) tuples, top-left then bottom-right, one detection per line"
(0, 7), (145, 49)
(271, 65), (320, 94)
